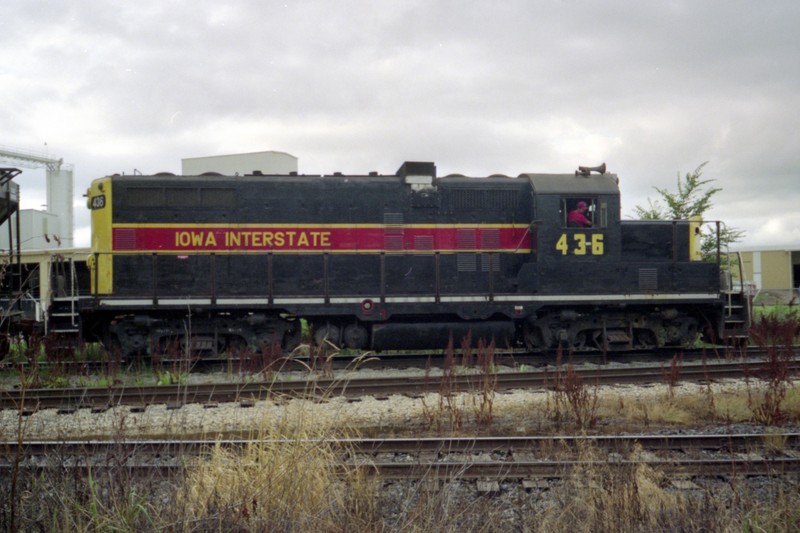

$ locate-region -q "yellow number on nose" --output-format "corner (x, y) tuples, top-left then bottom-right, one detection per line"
(556, 233), (569, 255)
(592, 234), (604, 255)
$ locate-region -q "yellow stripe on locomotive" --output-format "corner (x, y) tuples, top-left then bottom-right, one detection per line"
(689, 215), (703, 261)
(87, 177), (113, 294)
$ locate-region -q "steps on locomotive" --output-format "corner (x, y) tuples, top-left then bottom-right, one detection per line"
(48, 297), (81, 335)
(721, 290), (751, 341)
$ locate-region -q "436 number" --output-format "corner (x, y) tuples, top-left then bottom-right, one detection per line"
(90, 195), (106, 209)
(556, 233), (604, 256)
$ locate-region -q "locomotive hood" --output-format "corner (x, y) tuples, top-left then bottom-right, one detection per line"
(520, 172), (620, 196)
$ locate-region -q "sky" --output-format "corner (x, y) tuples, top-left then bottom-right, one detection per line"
(1, 0), (799, 250)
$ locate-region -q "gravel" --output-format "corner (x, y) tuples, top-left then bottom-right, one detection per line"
(0, 367), (785, 441)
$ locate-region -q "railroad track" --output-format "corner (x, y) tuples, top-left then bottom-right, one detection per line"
(2, 344), (796, 374)
(3, 433), (799, 480)
(2, 357), (798, 412)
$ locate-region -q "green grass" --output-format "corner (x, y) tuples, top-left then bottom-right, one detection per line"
(753, 304), (799, 320)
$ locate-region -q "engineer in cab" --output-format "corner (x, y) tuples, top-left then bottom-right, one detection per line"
(567, 200), (592, 228)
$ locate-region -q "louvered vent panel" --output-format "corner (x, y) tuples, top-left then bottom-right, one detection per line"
(383, 212), (404, 225)
(449, 189), (518, 210)
(481, 254), (500, 272)
(481, 228), (500, 249)
(638, 268), (658, 290)
(384, 212), (405, 251)
(457, 253), (477, 272)
(456, 229), (477, 250)
(414, 235), (434, 254)
(125, 187), (163, 207)
(114, 229), (137, 250)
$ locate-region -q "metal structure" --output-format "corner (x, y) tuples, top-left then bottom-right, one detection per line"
(0, 167), (24, 346)
(0, 148), (85, 343)
(0, 145), (74, 249)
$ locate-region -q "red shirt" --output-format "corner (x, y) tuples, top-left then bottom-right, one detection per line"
(567, 209), (591, 227)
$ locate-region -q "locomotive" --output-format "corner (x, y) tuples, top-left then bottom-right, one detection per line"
(71, 161), (749, 359)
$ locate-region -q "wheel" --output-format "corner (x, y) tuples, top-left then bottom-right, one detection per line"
(282, 322), (303, 353)
(634, 329), (657, 349)
(313, 323), (341, 350)
(101, 333), (124, 361)
(523, 324), (545, 351)
(342, 323), (369, 350)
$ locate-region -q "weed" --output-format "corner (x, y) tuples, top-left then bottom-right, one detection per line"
(702, 352), (717, 422)
(563, 364), (599, 430)
(155, 369), (186, 385)
(306, 337), (338, 378)
(460, 330), (473, 367)
(421, 335), (473, 433)
(662, 353), (682, 400)
(762, 427), (788, 453)
(548, 349), (599, 431)
(473, 338), (497, 427)
(747, 311), (798, 425)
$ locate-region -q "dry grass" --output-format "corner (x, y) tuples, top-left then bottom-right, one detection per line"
(3, 379), (800, 532)
(474, 376), (800, 442)
(2, 405), (382, 532)
(537, 443), (689, 531)
(174, 411), (379, 531)
(3, 315), (800, 531)
(530, 441), (800, 533)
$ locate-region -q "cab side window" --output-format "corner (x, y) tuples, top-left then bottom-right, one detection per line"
(562, 198), (596, 228)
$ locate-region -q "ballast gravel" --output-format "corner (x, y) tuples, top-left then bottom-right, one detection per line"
(0, 366), (788, 441)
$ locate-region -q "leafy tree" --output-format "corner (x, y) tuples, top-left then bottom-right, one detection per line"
(634, 162), (745, 260)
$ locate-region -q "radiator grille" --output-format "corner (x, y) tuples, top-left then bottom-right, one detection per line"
(447, 189), (518, 210)
(481, 254), (500, 272)
(384, 212), (404, 251)
(638, 268), (658, 290)
(114, 228), (137, 250)
(457, 253), (477, 272)
(456, 229), (477, 250)
(414, 235), (434, 254)
(481, 228), (500, 249)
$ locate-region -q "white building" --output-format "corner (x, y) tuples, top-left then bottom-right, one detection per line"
(182, 150), (297, 176)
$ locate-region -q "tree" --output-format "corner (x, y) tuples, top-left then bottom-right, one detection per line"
(634, 162), (745, 260)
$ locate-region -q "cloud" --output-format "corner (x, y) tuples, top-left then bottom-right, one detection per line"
(1, 0), (798, 251)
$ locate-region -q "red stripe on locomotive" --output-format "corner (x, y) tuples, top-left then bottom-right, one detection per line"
(112, 225), (532, 252)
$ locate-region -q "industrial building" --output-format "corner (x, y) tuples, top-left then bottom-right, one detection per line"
(182, 150), (297, 176)
(734, 246), (800, 305)
(0, 148), (84, 328)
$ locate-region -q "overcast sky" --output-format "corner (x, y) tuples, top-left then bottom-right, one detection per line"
(2, 0), (798, 249)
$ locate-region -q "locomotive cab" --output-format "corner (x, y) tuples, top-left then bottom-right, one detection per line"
(532, 172), (621, 261)
(515, 168), (622, 294)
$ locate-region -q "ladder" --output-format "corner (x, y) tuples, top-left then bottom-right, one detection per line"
(46, 256), (82, 344)
(721, 251), (752, 343)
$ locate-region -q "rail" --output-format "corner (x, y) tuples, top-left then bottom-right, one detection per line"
(3, 433), (799, 481)
(3, 356), (798, 411)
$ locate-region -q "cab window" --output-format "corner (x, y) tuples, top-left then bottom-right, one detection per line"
(562, 198), (596, 228)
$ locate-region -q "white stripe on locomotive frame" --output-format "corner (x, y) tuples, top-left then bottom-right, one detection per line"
(98, 293), (722, 307)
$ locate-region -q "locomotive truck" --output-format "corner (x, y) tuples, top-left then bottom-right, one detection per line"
(56, 161), (749, 359)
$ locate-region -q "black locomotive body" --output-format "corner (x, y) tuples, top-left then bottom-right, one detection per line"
(81, 162), (740, 358)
